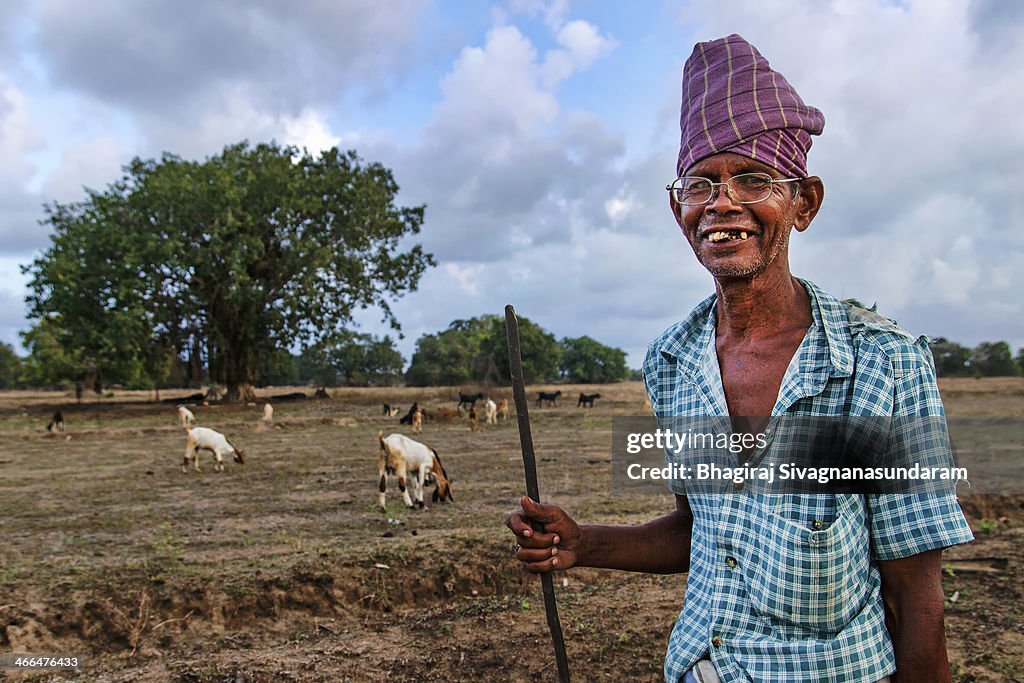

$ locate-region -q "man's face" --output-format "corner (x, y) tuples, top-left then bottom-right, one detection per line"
(671, 152), (804, 280)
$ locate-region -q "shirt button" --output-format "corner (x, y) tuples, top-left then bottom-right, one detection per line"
(711, 636), (723, 649)
(812, 519), (825, 530)
(725, 556), (737, 569)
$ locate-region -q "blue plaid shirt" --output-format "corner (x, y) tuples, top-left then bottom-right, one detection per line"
(642, 279), (974, 683)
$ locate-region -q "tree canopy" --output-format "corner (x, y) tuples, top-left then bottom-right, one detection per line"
(299, 333), (405, 387)
(23, 142), (434, 400)
(560, 335), (628, 383)
(405, 314), (561, 386)
(929, 337), (972, 377)
(0, 342), (23, 389)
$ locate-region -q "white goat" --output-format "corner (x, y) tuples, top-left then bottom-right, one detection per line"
(262, 403), (274, 422)
(177, 405), (196, 428)
(377, 431), (452, 510)
(182, 427), (246, 473)
(483, 398), (497, 425)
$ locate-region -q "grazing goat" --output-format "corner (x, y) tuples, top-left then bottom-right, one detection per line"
(47, 410), (65, 433)
(457, 391), (485, 411)
(177, 405), (196, 428)
(496, 399), (510, 421)
(536, 390), (562, 407)
(483, 398), (497, 424)
(377, 431), (453, 509)
(411, 407), (423, 434)
(469, 406), (478, 432)
(433, 407), (462, 422)
(578, 392), (601, 408)
(262, 403), (273, 422)
(382, 403), (401, 417)
(182, 427), (246, 473)
(399, 402), (419, 425)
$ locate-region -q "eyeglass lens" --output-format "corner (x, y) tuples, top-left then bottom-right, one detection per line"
(672, 173), (774, 205)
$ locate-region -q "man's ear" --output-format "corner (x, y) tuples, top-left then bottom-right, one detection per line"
(793, 176), (824, 233)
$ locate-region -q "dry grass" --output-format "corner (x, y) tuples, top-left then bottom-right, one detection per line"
(0, 380), (1020, 682)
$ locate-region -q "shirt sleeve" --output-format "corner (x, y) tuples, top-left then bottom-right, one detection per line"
(866, 334), (974, 560)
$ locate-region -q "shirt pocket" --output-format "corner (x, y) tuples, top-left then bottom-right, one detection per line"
(739, 497), (870, 635)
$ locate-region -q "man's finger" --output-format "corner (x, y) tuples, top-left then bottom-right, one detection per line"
(517, 530), (559, 548)
(517, 545), (557, 563)
(522, 555), (561, 574)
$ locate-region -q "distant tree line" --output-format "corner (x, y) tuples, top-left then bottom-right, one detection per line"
(0, 313), (630, 390)
(403, 314), (628, 386)
(928, 338), (1023, 378)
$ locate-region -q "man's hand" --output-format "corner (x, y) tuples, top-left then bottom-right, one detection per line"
(506, 496), (582, 573)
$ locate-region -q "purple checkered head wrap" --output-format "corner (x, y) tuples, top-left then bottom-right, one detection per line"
(677, 34), (824, 178)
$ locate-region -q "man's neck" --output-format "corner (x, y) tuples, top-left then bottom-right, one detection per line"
(713, 270), (811, 341)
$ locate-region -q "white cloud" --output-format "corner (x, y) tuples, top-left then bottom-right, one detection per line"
(0, 76), (43, 184)
(541, 20), (617, 88)
(282, 109), (341, 157)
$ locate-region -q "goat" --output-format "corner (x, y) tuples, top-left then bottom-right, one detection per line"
(536, 390), (562, 407)
(411, 407), (423, 434)
(457, 391), (485, 411)
(578, 392), (601, 408)
(469, 406), (478, 432)
(261, 403), (273, 422)
(382, 403), (401, 417)
(47, 410), (65, 433)
(483, 398), (497, 424)
(177, 405), (196, 428)
(377, 431), (453, 510)
(496, 399), (510, 421)
(399, 402), (419, 425)
(314, 387), (330, 399)
(433, 407), (462, 422)
(182, 427), (246, 473)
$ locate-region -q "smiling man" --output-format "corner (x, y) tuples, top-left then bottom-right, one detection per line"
(507, 34), (973, 682)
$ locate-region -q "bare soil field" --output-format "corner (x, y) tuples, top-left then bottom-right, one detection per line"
(1, 378), (1022, 682)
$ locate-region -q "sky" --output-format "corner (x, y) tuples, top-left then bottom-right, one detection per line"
(0, 0), (1021, 369)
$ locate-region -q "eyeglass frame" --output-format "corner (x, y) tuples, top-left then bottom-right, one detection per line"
(665, 172), (804, 206)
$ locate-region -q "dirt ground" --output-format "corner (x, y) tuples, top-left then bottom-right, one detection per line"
(0, 379), (1022, 682)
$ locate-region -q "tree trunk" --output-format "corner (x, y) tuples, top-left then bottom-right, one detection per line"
(224, 382), (256, 403)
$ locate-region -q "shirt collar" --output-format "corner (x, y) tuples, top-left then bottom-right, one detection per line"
(658, 279), (854, 405)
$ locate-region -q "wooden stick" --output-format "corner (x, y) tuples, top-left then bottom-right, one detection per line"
(505, 304), (570, 683)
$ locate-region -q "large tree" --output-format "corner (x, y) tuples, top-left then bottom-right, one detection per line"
(405, 314), (561, 386)
(24, 142), (433, 401)
(560, 335), (628, 383)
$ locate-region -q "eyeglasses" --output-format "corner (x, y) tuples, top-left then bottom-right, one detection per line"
(666, 172), (802, 206)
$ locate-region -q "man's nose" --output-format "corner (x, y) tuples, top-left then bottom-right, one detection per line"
(706, 183), (741, 212)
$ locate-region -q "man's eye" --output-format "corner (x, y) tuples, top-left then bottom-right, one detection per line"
(735, 175), (770, 190)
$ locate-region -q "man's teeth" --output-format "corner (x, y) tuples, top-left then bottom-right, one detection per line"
(708, 231), (750, 242)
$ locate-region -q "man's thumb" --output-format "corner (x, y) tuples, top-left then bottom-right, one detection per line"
(521, 495), (559, 521)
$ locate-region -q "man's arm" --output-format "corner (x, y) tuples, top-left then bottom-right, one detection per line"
(507, 494), (693, 574)
(878, 548), (952, 683)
